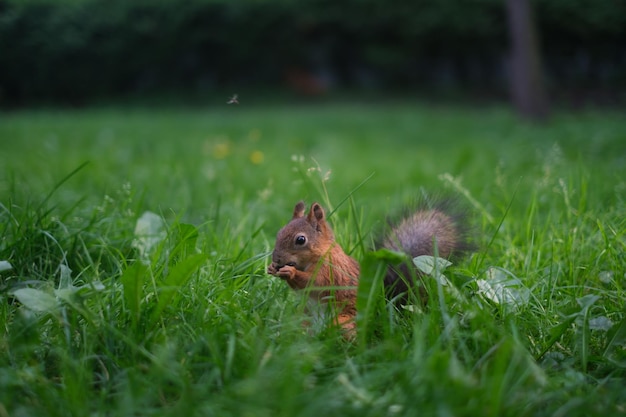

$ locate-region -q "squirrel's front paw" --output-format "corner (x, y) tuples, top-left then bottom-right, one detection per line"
(268, 261), (299, 281)
(267, 263), (279, 276)
(267, 263), (296, 280)
(275, 265), (297, 280)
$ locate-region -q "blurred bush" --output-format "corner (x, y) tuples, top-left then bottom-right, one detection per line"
(0, 0), (624, 105)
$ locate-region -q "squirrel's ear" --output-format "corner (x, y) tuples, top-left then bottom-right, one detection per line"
(308, 202), (326, 225)
(292, 201), (305, 219)
(308, 203), (332, 235)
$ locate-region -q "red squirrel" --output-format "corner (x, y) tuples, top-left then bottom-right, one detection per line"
(267, 200), (471, 337)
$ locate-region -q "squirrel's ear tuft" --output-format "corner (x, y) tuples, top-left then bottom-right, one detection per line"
(292, 201), (305, 219)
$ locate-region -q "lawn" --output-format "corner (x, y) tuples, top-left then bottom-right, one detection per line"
(1, 100), (625, 416)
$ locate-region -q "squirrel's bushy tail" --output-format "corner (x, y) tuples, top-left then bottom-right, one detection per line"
(380, 198), (473, 301)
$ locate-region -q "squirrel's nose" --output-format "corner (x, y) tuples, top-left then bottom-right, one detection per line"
(272, 252), (281, 265)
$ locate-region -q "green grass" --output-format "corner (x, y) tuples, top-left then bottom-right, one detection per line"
(1, 100), (625, 416)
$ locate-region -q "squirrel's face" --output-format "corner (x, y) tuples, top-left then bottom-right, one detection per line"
(271, 218), (322, 271)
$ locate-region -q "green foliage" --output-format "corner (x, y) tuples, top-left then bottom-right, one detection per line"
(356, 248), (404, 344)
(1, 101), (625, 415)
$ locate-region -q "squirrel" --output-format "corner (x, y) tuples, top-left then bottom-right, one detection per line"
(267, 199), (471, 336)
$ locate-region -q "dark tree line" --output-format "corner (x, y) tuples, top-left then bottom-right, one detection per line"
(0, 0), (624, 111)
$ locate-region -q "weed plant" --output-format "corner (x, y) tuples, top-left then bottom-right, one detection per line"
(1, 101), (625, 416)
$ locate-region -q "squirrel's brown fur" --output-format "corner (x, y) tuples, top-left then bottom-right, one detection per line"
(267, 202), (359, 334)
(267, 200), (470, 336)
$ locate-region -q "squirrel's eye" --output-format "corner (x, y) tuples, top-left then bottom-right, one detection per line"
(295, 235), (307, 246)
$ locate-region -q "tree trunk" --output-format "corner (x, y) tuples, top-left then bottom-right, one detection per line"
(506, 0), (550, 121)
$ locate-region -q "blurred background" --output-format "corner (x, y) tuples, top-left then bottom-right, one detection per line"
(0, 0), (625, 118)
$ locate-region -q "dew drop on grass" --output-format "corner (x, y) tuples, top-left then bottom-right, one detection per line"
(598, 270), (614, 284)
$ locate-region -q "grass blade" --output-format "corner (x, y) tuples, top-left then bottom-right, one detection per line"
(36, 161), (90, 216)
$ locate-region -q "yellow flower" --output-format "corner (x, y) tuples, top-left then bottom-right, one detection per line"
(250, 150), (264, 164)
(213, 142), (231, 159)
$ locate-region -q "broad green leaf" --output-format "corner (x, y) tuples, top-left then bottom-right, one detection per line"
(476, 267), (530, 311)
(55, 280), (106, 303)
(413, 255), (452, 275)
(11, 288), (59, 313)
(576, 294), (600, 310)
(413, 255), (453, 286)
(0, 260), (12, 272)
(365, 248), (407, 264)
(54, 288), (75, 302)
(132, 211), (166, 260)
(171, 222), (199, 257)
(75, 281), (106, 293)
(150, 253), (206, 325)
(58, 264), (73, 289)
(120, 262), (148, 326)
(162, 253), (207, 287)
